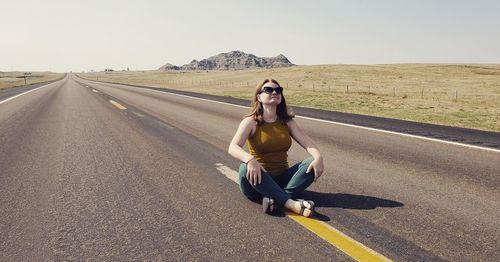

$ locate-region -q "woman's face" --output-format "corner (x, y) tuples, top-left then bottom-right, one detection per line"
(258, 82), (282, 106)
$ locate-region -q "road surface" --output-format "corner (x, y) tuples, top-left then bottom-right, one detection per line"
(0, 74), (498, 261)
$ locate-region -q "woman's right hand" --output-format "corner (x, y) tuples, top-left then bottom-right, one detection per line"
(246, 158), (266, 186)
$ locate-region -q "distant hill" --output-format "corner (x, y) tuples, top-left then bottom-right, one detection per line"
(159, 51), (294, 71)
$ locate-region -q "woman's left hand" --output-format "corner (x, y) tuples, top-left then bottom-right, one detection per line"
(306, 157), (324, 182)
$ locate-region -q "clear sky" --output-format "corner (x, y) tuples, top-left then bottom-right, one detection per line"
(1, 0), (499, 72)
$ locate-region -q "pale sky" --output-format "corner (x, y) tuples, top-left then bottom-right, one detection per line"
(1, 0), (499, 72)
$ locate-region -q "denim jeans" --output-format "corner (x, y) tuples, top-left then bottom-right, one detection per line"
(238, 157), (315, 208)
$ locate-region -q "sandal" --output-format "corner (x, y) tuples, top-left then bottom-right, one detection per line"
(298, 199), (315, 217)
(262, 197), (277, 214)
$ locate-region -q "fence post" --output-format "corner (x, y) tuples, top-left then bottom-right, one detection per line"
(346, 85), (349, 93)
(455, 90), (458, 101)
(393, 87), (395, 97)
(421, 88), (424, 98)
(368, 86), (371, 95)
(313, 83), (315, 92)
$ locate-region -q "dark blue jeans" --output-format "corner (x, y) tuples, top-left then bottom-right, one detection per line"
(238, 157), (315, 208)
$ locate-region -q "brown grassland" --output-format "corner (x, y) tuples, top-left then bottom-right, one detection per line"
(78, 64), (500, 132)
(0, 72), (64, 90)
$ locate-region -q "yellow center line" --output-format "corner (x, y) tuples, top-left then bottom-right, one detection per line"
(109, 100), (127, 110)
(213, 163), (392, 261)
(286, 212), (391, 261)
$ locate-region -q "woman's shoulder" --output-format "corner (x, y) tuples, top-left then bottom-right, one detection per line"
(239, 116), (258, 130)
(241, 116), (258, 125)
(240, 116), (258, 137)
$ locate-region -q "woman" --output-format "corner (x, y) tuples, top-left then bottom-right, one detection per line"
(228, 79), (324, 217)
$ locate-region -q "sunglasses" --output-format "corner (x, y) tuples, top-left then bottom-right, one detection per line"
(261, 86), (283, 95)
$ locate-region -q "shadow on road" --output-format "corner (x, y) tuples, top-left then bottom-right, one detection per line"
(299, 191), (404, 222)
(245, 192), (404, 220)
(302, 191), (404, 210)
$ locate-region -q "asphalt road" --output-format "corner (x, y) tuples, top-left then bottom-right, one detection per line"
(0, 74), (498, 261)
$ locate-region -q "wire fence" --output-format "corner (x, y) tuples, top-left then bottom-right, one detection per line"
(151, 79), (499, 103)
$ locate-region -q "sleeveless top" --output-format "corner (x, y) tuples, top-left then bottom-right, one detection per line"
(247, 121), (292, 176)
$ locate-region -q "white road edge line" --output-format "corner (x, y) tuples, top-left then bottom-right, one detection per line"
(0, 83), (53, 105)
(146, 88), (500, 154)
(94, 81), (500, 153)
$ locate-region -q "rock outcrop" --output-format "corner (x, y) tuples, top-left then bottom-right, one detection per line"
(158, 63), (180, 70)
(159, 51), (294, 70)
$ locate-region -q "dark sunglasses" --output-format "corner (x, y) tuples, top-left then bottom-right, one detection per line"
(261, 86), (283, 95)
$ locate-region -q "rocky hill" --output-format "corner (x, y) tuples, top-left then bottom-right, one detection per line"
(159, 51), (294, 71)
(158, 63), (180, 70)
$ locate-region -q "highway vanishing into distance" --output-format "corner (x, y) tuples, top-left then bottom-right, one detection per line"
(0, 75), (499, 261)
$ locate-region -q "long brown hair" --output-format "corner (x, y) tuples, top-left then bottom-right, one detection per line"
(246, 79), (295, 124)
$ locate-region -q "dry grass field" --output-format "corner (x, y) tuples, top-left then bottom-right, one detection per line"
(78, 64), (500, 132)
(0, 72), (64, 90)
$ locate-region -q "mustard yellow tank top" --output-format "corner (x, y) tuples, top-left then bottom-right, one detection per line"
(247, 121), (292, 176)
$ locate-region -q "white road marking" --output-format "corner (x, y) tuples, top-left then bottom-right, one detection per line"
(157, 120), (174, 129)
(215, 163), (239, 184)
(132, 111), (145, 117)
(296, 115), (500, 153)
(92, 89), (99, 93)
(0, 84), (52, 105)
